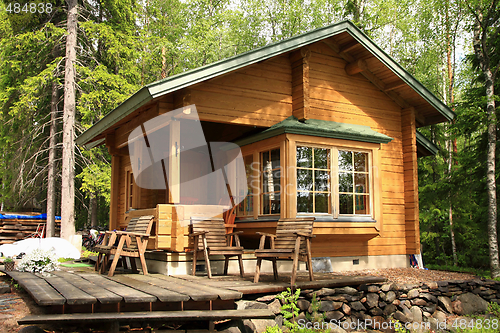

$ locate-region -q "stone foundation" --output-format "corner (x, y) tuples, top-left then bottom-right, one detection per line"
(234, 278), (500, 332)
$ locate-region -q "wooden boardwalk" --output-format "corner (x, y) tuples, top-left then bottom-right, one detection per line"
(1, 268), (386, 314)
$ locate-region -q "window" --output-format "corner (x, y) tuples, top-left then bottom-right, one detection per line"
(261, 148), (280, 215)
(338, 150), (370, 215)
(236, 155), (254, 217)
(297, 147), (330, 214)
(296, 146), (372, 218)
(125, 167), (134, 211)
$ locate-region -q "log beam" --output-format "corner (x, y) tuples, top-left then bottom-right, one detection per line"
(345, 59), (368, 75)
(290, 47), (311, 121)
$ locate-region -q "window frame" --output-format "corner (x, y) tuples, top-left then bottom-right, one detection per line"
(292, 135), (382, 228)
(295, 144), (374, 218)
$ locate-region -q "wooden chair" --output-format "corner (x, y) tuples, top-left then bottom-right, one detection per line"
(189, 217), (244, 278)
(254, 217), (315, 285)
(95, 215), (154, 277)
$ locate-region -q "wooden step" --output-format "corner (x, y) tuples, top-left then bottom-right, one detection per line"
(18, 309), (274, 325)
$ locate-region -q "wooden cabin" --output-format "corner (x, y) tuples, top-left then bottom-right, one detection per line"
(76, 21), (453, 273)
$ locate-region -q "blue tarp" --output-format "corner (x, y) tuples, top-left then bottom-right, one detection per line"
(0, 213), (61, 220)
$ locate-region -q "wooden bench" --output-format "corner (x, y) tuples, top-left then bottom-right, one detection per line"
(189, 217), (245, 278)
(95, 215), (155, 276)
(18, 309), (275, 332)
(254, 217), (315, 285)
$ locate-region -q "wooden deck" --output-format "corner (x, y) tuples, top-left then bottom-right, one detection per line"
(1, 267), (386, 314)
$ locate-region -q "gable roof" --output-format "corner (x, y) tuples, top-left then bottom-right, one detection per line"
(76, 20), (454, 147)
(234, 116), (393, 146)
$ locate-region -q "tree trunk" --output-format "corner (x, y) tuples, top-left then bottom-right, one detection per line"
(91, 193), (98, 227)
(46, 78), (58, 237)
(473, 13), (499, 278)
(445, 2), (457, 266)
(60, 0), (78, 241)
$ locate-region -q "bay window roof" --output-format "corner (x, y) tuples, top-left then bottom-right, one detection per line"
(234, 116), (394, 147)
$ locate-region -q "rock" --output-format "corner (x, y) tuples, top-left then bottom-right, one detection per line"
(412, 298), (427, 306)
(410, 306), (423, 323)
(342, 303), (351, 315)
(242, 319), (256, 333)
(0, 282), (10, 294)
(432, 310), (447, 325)
(240, 301), (268, 310)
(402, 306), (413, 322)
(403, 300), (412, 309)
(385, 291), (396, 303)
(427, 317), (448, 332)
(365, 293), (379, 308)
(369, 307), (383, 316)
(350, 301), (366, 312)
(255, 295), (276, 302)
(456, 292), (489, 315)
(325, 310), (344, 321)
(332, 301), (343, 310)
(452, 300), (463, 314)
(437, 296), (453, 314)
(408, 289), (420, 299)
(320, 300), (336, 312)
(297, 299), (310, 311)
(336, 286), (359, 295)
(369, 316), (387, 330)
(268, 299), (281, 315)
(368, 285), (381, 293)
(378, 301), (387, 308)
(323, 295), (347, 302)
(437, 281), (449, 287)
(329, 326), (347, 333)
(360, 296), (367, 303)
(392, 299), (401, 306)
(425, 282), (438, 289)
(393, 310), (409, 323)
(383, 304), (397, 316)
(251, 319), (279, 333)
(381, 284), (391, 292)
(422, 304), (437, 314)
(316, 288), (337, 296)
(419, 293), (438, 303)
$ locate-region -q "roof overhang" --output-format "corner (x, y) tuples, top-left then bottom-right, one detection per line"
(76, 20), (454, 148)
(416, 131), (439, 157)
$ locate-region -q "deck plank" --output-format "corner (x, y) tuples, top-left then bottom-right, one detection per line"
(77, 273), (156, 303)
(109, 275), (190, 302)
(51, 271), (122, 304)
(127, 274), (217, 301)
(154, 275), (243, 301)
(44, 276), (97, 305)
(5, 271), (65, 306)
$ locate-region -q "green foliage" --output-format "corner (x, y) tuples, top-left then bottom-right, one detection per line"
(488, 302), (500, 318)
(305, 292), (325, 323)
(276, 288), (300, 332)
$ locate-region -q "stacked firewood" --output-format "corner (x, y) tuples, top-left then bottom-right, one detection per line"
(0, 214), (60, 245)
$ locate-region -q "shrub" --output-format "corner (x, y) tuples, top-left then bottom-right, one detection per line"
(17, 248), (59, 273)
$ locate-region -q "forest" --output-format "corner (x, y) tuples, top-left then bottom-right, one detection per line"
(0, 0), (499, 275)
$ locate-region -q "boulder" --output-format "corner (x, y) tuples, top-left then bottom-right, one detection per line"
(342, 303), (351, 315)
(332, 301), (343, 310)
(381, 284), (392, 292)
(420, 293), (438, 303)
(325, 310), (344, 321)
(408, 289), (420, 299)
(383, 304), (397, 316)
(365, 293), (379, 309)
(385, 291), (397, 303)
(410, 306), (423, 323)
(456, 292), (489, 315)
(268, 299), (281, 315)
(432, 310), (447, 324)
(297, 299), (310, 311)
(336, 286), (359, 295)
(412, 298), (427, 306)
(437, 296), (453, 314)
(369, 307), (383, 316)
(393, 310), (409, 323)
(452, 300), (463, 314)
(319, 301), (336, 312)
(350, 301), (366, 312)
(315, 288), (336, 296)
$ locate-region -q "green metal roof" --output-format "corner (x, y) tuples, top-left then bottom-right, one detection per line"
(76, 20), (454, 147)
(416, 130), (439, 156)
(234, 116), (393, 146)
